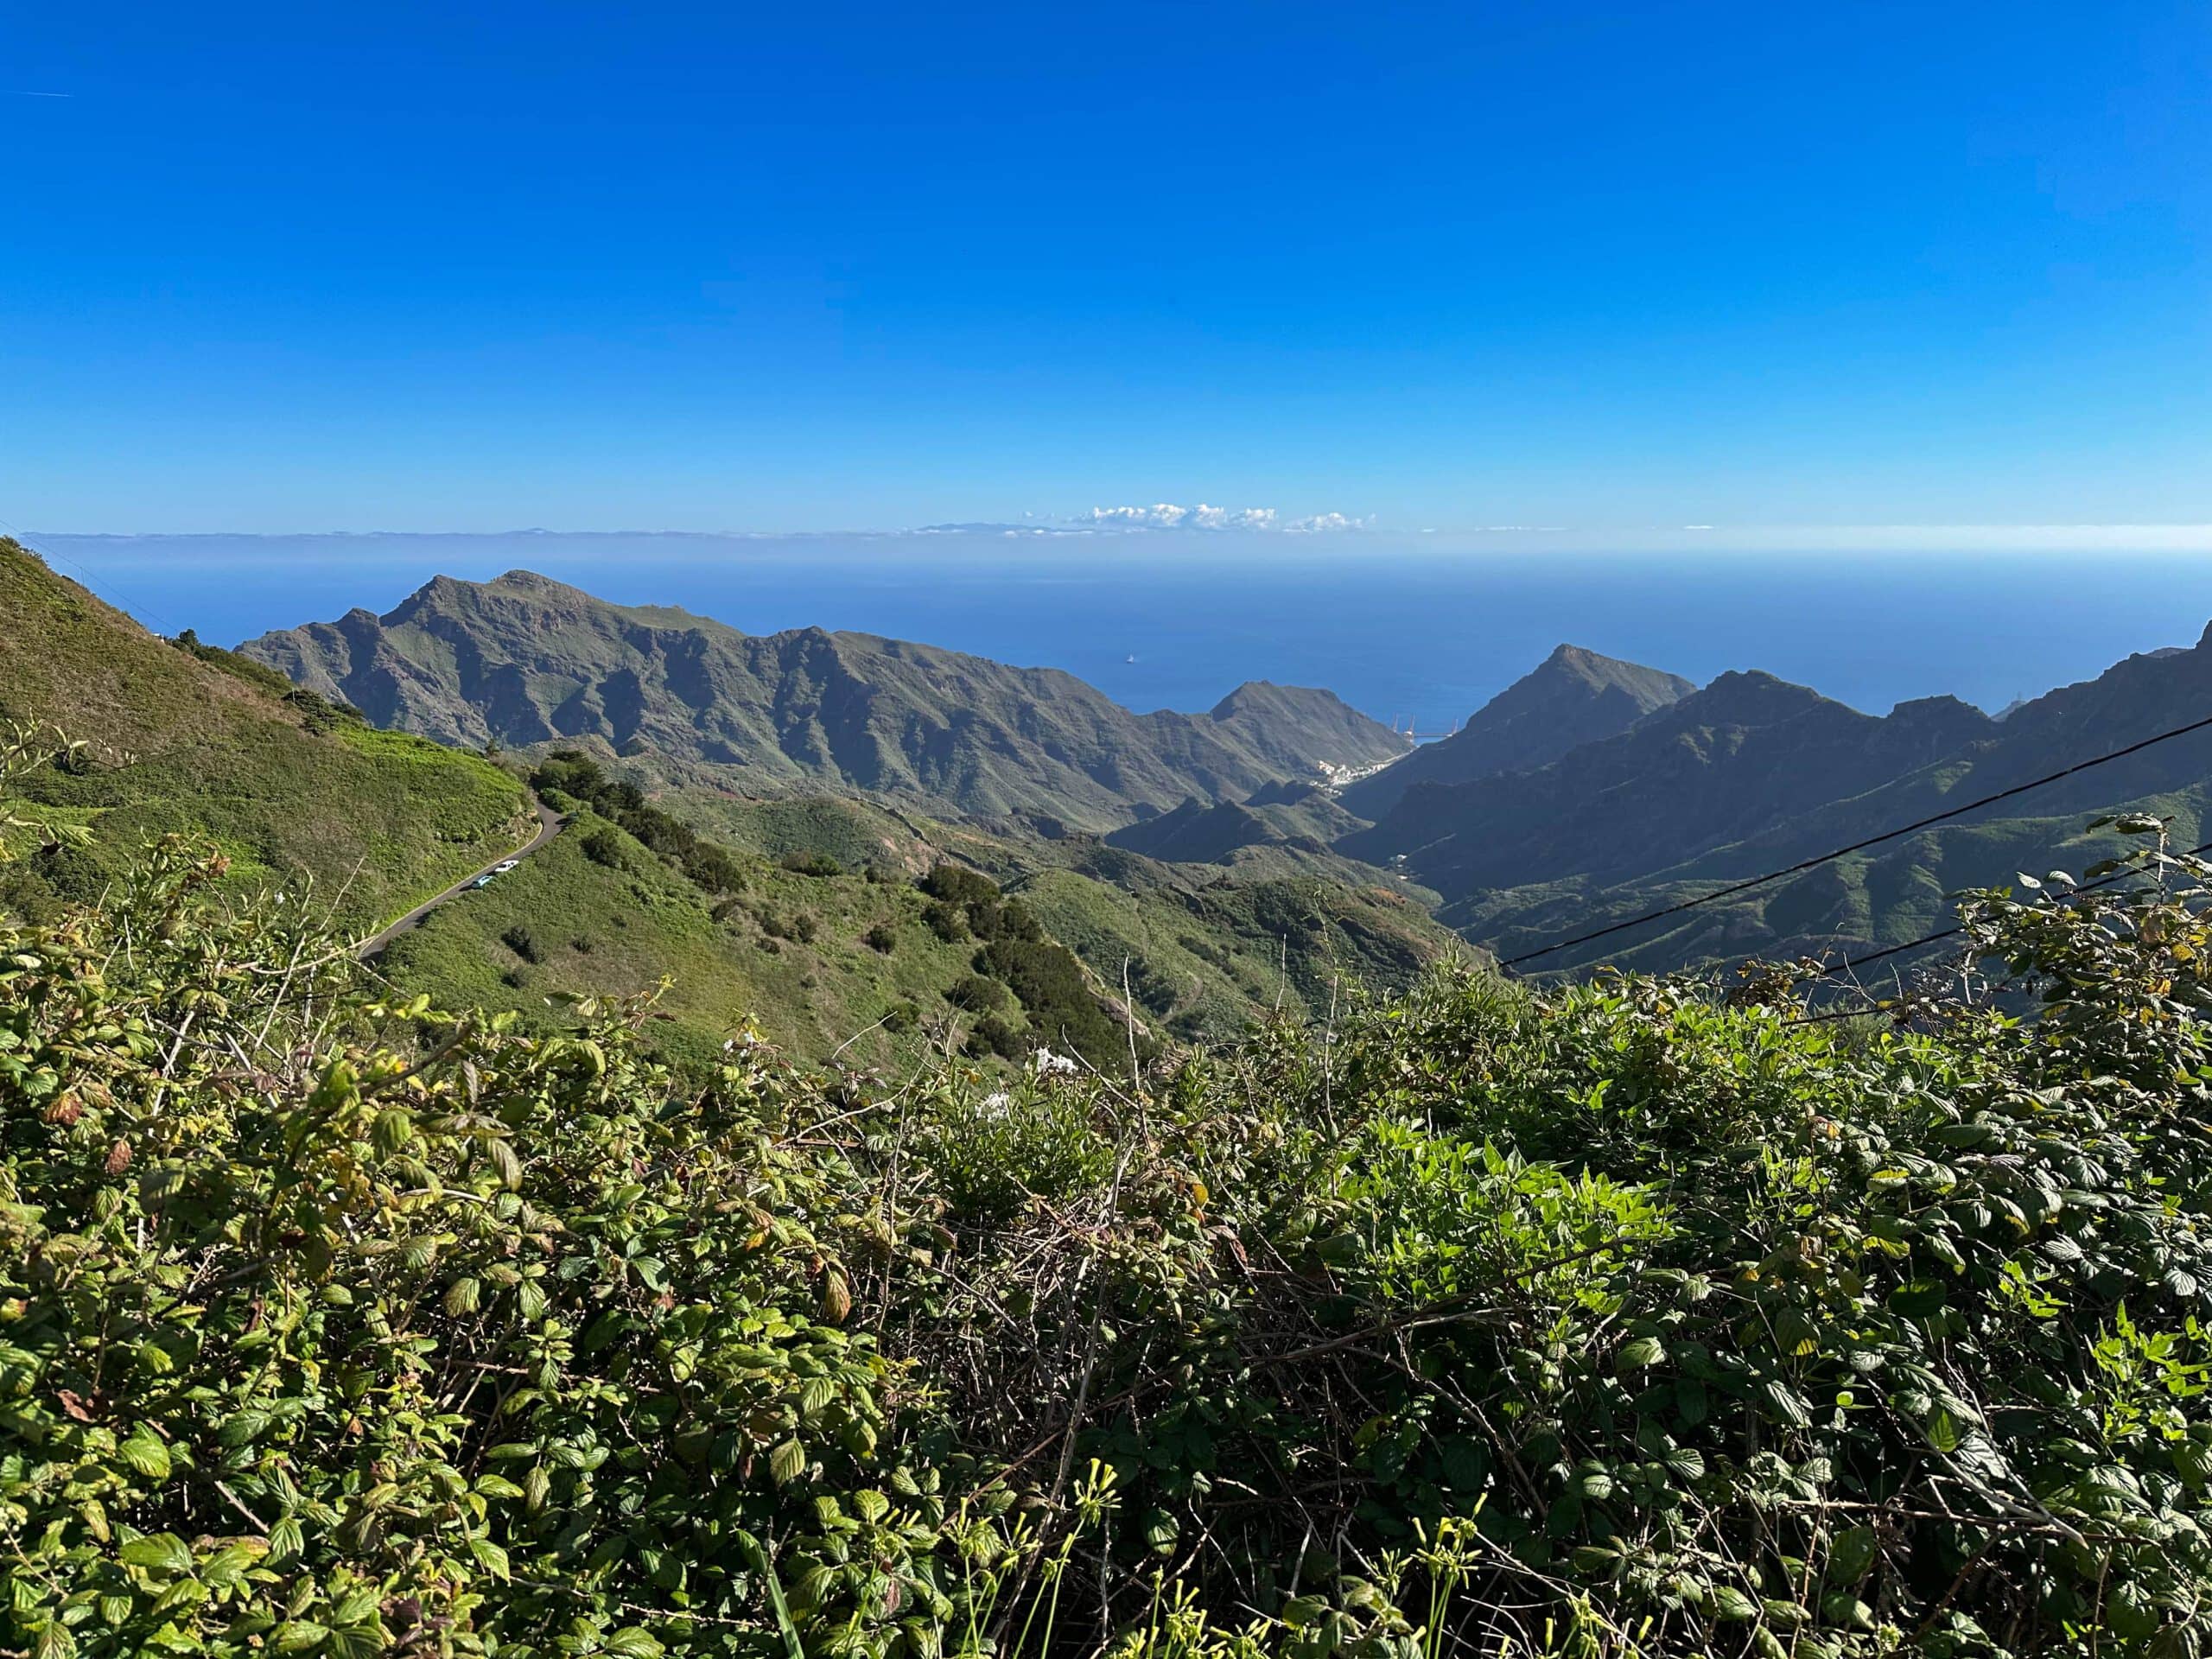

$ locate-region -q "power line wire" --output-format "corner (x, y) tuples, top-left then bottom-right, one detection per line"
(1782, 834), (2212, 1023)
(1502, 714), (2212, 968)
(0, 518), (189, 639)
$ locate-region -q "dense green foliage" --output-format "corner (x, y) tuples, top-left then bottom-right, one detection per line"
(11, 785), (2212, 1656)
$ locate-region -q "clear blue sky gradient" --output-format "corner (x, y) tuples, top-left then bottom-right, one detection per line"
(5, 3), (2209, 533)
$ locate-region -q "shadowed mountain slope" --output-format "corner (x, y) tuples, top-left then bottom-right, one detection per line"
(1338, 644), (1694, 818)
(243, 571), (1406, 832)
(1343, 671), (1996, 895)
(1382, 628), (2212, 974)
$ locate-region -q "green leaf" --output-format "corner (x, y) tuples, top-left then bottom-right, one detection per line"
(371, 1106), (413, 1156)
(266, 1515), (305, 1565)
(1827, 1523), (1878, 1585)
(118, 1425), (172, 1481)
(1675, 1376), (1709, 1427)
(770, 1439), (807, 1485)
(1760, 1377), (1814, 1427)
(1616, 1335), (1665, 1371)
(218, 1409), (272, 1447)
(118, 1532), (193, 1575)
(1888, 1280), (1948, 1319)
(1711, 1586), (1758, 1621)
(469, 1535), (512, 1580)
(1925, 1404), (1964, 1453)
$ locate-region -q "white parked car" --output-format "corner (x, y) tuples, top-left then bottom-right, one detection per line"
(494, 859), (520, 873)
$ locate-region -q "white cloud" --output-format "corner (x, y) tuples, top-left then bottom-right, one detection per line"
(1080, 503), (1361, 532)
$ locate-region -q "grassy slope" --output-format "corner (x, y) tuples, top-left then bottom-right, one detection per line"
(1014, 865), (1459, 1040)
(372, 809), (995, 1073)
(1452, 791), (2210, 979)
(0, 541), (531, 928)
(380, 785), (1463, 1066)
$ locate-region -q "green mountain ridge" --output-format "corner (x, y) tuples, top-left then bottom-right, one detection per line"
(1344, 671), (1999, 893)
(241, 569), (1407, 832)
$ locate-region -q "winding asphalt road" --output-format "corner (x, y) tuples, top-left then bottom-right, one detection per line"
(354, 797), (564, 961)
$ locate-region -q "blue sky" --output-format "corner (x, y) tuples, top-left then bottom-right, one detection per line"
(5, 2), (2210, 537)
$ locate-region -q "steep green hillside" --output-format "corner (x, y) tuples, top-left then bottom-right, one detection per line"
(1457, 797), (2207, 976)
(377, 754), (1459, 1065)
(372, 806), (989, 1074)
(241, 569), (1406, 830)
(1104, 788), (1371, 869)
(1011, 864), (1459, 1040)
(0, 540), (531, 928)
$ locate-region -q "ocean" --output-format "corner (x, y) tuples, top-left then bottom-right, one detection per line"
(27, 531), (2212, 733)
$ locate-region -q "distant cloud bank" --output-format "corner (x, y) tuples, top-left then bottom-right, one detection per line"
(31, 521), (2212, 556)
(1080, 504), (1370, 532)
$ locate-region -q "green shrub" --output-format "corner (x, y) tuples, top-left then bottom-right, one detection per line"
(919, 862), (1000, 908)
(532, 753), (747, 894)
(779, 849), (844, 878)
(947, 972), (1008, 1014)
(580, 825), (626, 868)
(963, 1009), (1024, 1059)
(920, 1084), (1114, 1225)
(983, 934), (1130, 1071)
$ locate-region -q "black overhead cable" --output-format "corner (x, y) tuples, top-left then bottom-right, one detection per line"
(1500, 709), (2212, 968)
(1802, 835), (2212, 988)
(0, 521), (188, 640)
